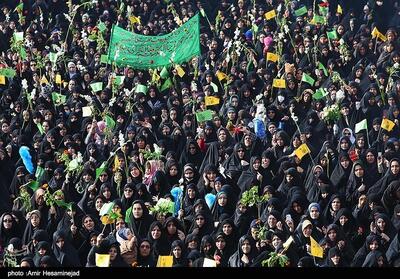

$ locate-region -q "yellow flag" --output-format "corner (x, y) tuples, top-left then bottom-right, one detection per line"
(129, 15), (141, 25)
(55, 74), (62, 84)
(216, 71), (228, 81)
(151, 69), (160, 82)
(40, 75), (49, 85)
(294, 143), (311, 160)
(100, 215), (114, 225)
(95, 253), (110, 267)
(371, 27), (387, 41)
(266, 52), (279, 63)
(113, 155), (121, 172)
(337, 5), (343, 14)
(156, 256), (173, 267)
(381, 118), (395, 132)
(175, 65), (185, 77)
(264, 10), (276, 20)
(310, 236), (324, 258)
(205, 96), (220, 106)
(272, 78), (286, 88)
(0, 75), (5, 85)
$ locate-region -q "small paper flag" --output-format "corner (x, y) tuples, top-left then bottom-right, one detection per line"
(40, 75), (49, 85)
(55, 74), (62, 84)
(175, 65), (185, 77)
(14, 32), (24, 42)
(267, 52), (279, 63)
(216, 71), (228, 81)
(196, 110), (213, 122)
(381, 118), (395, 132)
(310, 236), (324, 258)
(301, 73), (315, 86)
(90, 82), (103, 92)
(272, 78), (286, 88)
(264, 10), (276, 20)
(0, 75), (5, 85)
(82, 106), (92, 117)
(210, 82), (218, 93)
(355, 119), (368, 134)
(203, 258), (217, 267)
(205, 96), (220, 106)
(294, 6), (308, 17)
(156, 256), (174, 267)
(160, 67), (169, 79)
(135, 84), (148, 94)
(95, 254), (110, 267)
(100, 54), (109, 64)
(295, 143), (311, 160)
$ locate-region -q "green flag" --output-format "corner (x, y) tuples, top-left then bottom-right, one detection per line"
(51, 92), (67, 105)
(15, 2), (23, 13)
(196, 110), (213, 122)
(135, 84), (148, 94)
(313, 88), (329, 100)
(98, 22), (106, 33)
(327, 30), (338, 40)
(26, 181), (40, 192)
(49, 52), (58, 63)
(100, 54), (109, 64)
(114, 75), (125, 85)
(312, 15), (325, 24)
(294, 6), (308, 17)
(35, 166), (44, 181)
(96, 162), (107, 180)
(200, 8), (206, 17)
(125, 206), (132, 224)
(160, 67), (169, 79)
(37, 123), (45, 135)
(90, 82), (103, 92)
(252, 23), (259, 35)
(318, 62), (328, 76)
(14, 32), (24, 42)
(301, 73), (315, 86)
(55, 200), (72, 210)
(160, 78), (172, 91)
(0, 68), (16, 78)
(108, 14), (200, 69)
(355, 119), (368, 134)
(105, 115), (116, 130)
(319, 6), (329, 16)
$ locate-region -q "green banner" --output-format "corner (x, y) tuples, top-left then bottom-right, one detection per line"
(108, 14), (200, 69)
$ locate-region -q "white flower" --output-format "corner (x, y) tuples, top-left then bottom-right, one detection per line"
(394, 63), (399, 69)
(283, 25), (289, 34)
(127, 5), (132, 16)
(22, 79), (28, 89)
(109, 152), (115, 157)
(118, 131), (125, 147)
(196, 127), (203, 135)
(109, 97), (116, 107)
(191, 81), (197, 91)
(256, 94), (263, 101)
(123, 88), (131, 96)
(82, 95), (92, 103)
(234, 29), (240, 40)
(227, 40), (233, 49)
(10, 103), (14, 109)
(30, 89), (36, 100)
(278, 33), (284, 40)
(91, 0), (98, 4)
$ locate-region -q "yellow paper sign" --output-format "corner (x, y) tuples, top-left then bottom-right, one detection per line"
(266, 52), (279, 63)
(264, 10), (276, 20)
(310, 236), (324, 258)
(55, 74), (62, 84)
(294, 143), (311, 160)
(205, 96), (220, 106)
(156, 256), (173, 267)
(0, 75), (5, 85)
(272, 78), (286, 88)
(381, 118), (395, 132)
(175, 65), (185, 77)
(216, 71), (228, 81)
(40, 75), (49, 85)
(95, 253), (110, 267)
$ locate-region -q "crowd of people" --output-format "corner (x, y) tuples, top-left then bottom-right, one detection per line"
(0, 0), (400, 268)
